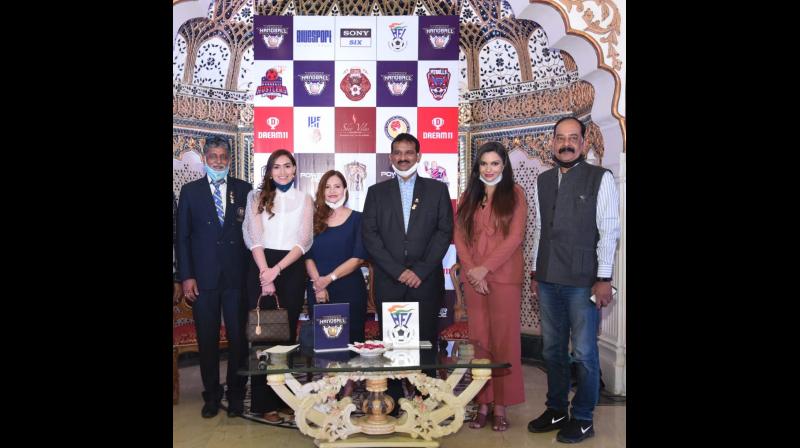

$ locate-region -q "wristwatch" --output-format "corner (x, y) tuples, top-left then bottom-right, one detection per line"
(596, 277), (612, 282)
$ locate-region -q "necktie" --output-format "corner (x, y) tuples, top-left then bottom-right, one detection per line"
(213, 179), (226, 226)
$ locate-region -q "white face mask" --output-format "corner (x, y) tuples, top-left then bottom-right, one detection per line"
(324, 196), (346, 210)
(479, 173), (502, 186)
(392, 161), (419, 178)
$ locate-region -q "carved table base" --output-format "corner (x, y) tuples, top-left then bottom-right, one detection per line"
(266, 360), (492, 447)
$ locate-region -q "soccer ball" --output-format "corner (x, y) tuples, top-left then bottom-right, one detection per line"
(350, 84), (362, 97)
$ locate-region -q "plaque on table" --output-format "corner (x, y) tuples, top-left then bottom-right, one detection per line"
(381, 301), (420, 349)
(313, 303), (350, 352)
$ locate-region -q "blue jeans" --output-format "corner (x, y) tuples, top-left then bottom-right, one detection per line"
(538, 281), (600, 421)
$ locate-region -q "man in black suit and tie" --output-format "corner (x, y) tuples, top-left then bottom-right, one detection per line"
(176, 137), (252, 418)
(362, 132), (454, 349)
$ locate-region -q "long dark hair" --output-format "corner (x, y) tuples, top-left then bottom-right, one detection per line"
(456, 141), (516, 244)
(313, 170), (349, 235)
(256, 149), (296, 219)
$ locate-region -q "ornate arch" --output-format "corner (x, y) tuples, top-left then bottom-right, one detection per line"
(509, 0), (625, 156)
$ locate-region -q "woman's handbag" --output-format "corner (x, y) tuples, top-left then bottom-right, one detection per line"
(247, 293), (291, 342)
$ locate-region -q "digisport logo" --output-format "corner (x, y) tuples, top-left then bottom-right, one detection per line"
(384, 116), (410, 140)
(340, 28), (372, 47)
(426, 68), (451, 101)
(256, 68), (288, 99)
(298, 71), (330, 96)
(425, 24), (455, 49)
(296, 29), (332, 43)
(388, 22), (407, 51)
(340, 68), (371, 101)
(382, 71), (413, 96)
(257, 25), (289, 49)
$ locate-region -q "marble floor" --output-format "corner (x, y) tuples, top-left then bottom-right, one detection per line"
(173, 361), (626, 447)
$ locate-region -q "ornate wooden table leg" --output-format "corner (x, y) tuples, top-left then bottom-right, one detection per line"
(359, 377), (395, 434)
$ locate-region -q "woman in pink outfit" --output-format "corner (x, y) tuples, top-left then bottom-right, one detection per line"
(454, 141), (527, 432)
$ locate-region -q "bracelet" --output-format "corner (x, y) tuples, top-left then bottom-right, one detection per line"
(330, 273), (338, 282)
(596, 277), (612, 282)
(276, 264), (282, 275)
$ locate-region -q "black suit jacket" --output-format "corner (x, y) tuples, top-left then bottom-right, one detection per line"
(362, 175), (453, 304)
(176, 175), (253, 290)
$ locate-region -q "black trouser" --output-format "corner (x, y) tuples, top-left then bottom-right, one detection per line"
(246, 248), (306, 414)
(193, 272), (248, 404)
(376, 288), (443, 414)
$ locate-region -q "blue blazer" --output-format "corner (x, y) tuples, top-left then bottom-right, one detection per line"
(176, 175), (253, 290)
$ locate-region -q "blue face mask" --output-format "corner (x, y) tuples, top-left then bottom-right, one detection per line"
(205, 164), (229, 182)
(272, 178), (294, 192)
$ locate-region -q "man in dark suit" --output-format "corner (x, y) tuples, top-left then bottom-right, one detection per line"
(176, 137), (252, 418)
(362, 132), (454, 347)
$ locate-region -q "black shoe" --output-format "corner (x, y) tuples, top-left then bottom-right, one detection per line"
(528, 408), (569, 433)
(556, 418), (594, 443)
(201, 402), (219, 418)
(227, 401), (244, 418)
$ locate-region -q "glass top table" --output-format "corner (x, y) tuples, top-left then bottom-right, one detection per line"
(238, 340), (509, 448)
(238, 340), (510, 376)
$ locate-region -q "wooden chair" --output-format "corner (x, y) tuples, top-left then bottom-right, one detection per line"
(173, 296), (228, 404)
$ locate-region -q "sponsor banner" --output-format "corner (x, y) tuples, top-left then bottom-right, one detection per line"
(334, 16), (377, 60)
(295, 153), (336, 198)
(417, 153), (459, 200)
(417, 60), (460, 107)
(335, 153), (376, 212)
(334, 107), (376, 153)
(375, 107), (417, 153)
(254, 16), (293, 60)
(293, 60), (335, 107)
(334, 60), (377, 107)
(417, 107), (459, 153)
(254, 107), (293, 153)
(376, 61), (417, 108)
(376, 16), (419, 60)
(293, 107), (336, 153)
(418, 16), (459, 60)
(293, 16), (335, 60)
(251, 60), (294, 107)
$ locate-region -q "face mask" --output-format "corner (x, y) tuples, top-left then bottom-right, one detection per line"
(479, 173), (502, 186)
(393, 161), (419, 178)
(205, 164), (229, 182)
(552, 152), (584, 169)
(325, 196), (346, 209)
(272, 178), (294, 192)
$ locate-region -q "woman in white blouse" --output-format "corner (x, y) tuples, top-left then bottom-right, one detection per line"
(243, 149), (313, 422)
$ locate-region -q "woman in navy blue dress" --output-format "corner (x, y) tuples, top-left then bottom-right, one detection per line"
(305, 170), (368, 344)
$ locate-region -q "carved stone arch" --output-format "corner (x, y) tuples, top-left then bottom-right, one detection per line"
(509, 0), (625, 166)
(179, 17), (218, 84)
(477, 36), (522, 88)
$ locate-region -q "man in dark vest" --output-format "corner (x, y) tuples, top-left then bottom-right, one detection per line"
(526, 117), (620, 443)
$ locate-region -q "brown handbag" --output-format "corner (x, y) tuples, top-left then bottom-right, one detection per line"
(247, 294), (291, 342)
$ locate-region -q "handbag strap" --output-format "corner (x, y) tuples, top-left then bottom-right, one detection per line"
(255, 293), (282, 312)
(254, 293), (281, 330)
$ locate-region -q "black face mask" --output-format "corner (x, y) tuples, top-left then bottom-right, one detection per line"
(552, 148), (584, 169)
